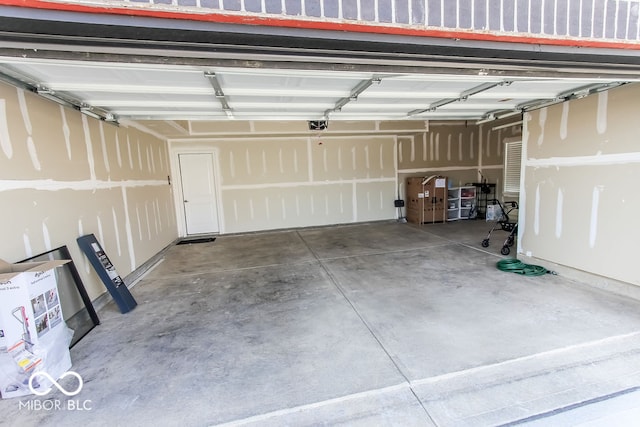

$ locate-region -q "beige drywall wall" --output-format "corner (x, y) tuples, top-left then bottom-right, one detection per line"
(520, 84), (640, 286)
(171, 134), (397, 233)
(0, 82), (177, 314)
(396, 122), (520, 205)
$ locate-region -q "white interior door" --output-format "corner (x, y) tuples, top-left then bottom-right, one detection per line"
(178, 153), (220, 235)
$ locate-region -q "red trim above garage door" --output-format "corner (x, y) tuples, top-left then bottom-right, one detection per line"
(5, 0), (640, 51)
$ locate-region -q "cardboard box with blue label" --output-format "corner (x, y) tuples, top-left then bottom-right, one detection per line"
(0, 259), (73, 398)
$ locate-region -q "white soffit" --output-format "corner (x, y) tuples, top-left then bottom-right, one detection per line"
(0, 57), (628, 124)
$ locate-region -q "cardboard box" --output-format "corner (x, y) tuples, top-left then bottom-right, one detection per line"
(0, 259), (73, 398)
(406, 176), (448, 224)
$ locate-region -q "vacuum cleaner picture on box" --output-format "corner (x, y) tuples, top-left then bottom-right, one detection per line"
(19, 246), (100, 349)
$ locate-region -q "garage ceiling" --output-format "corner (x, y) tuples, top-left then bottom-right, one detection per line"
(0, 57), (627, 129)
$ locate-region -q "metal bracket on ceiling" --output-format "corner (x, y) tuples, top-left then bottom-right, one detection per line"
(323, 77), (382, 119)
(204, 71), (233, 118)
(0, 64), (119, 124)
(408, 80), (512, 117)
(476, 108), (524, 124)
(501, 81), (629, 118)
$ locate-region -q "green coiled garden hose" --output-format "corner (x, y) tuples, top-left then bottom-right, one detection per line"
(496, 259), (552, 276)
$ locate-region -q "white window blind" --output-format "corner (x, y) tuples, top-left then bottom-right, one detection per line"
(504, 141), (522, 194)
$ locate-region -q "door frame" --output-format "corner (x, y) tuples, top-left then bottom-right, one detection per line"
(169, 145), (224, 237)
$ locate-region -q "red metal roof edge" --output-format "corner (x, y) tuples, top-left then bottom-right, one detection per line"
(4, 0), (640, 51)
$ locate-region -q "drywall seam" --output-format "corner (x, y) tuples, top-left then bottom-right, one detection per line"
(0, 99), (12, 159)
(470, 131), (475, 160)
(555, 188), (563, 239)
(97, 215), (105, 250)
(168, 134), (395, 143)
(560, 102), (569, 140)
(325, 193), (330, 215)
(589, 186), (601, 248)
(485, 128), (491, 157)
(410, 136), (415, 162)
(351, 146), (357, 170)
(169, 130), (416, 139)
(154, 199), (161, 232)
(477, 126), (482, 172)
(126, 135), (133, 169)
(398, 164), (502, 174)
(365, 144), (370, 170)
(281, 197), (286, 219)
(307, 138), (313, 182)
(597, 91), (608, 134)
(42, 222), (51, 251)
(323, 145), (328, 172)
(144, 202), (151, 240)
(112, 207), (122, 256)
(526, 152), (640, 167)
(537, 107), (547, 146)
(136, 139), (143, 171)
(121, 186), (136, 270)
(534, 184), (540, 236)
(23, 233), (32, 258)
(99, 121), (110, 173)
(229, 151), (236, 178)
(261, 149), (267, 174)
(135, 206), (142, 240)
(82, 114), (96, 181)
(429, 132), (434, 160)
(220, 177), (395, 191)
(150, 145), (156, 173)
(422, 132), (427, 161)
(60, 105), (71, 160)
(352, 182), (357, 222)
(0, 179), (167, 191)
(19, 88), (40, 171)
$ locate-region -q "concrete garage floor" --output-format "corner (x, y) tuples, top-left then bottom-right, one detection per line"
(3, 220), (640, 426)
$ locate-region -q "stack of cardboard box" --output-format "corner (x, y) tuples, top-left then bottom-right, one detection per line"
(406, 176), (448, 224)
